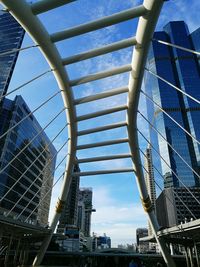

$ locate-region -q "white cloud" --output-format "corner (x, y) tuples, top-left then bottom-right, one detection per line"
(91, 186), (147, 246)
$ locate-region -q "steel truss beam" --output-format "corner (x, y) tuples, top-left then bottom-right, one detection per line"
(74, 87), (129, 105)
(76, 105), (127, 121)
(69, 64), (132, 86)
(77, 138), (128, 150)
(62, 37), (136, 65)
(73, 169), (134, 176)
(51, 6), (147, 42)
(77, 154), (131, 163)
(77, 122), (127, 136)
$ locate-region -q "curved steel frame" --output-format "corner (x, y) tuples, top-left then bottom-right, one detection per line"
(127, 1), (175, 266)
(0, 0), (176, 266)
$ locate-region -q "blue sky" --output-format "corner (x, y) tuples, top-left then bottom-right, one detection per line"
(1, 0), (200, 246)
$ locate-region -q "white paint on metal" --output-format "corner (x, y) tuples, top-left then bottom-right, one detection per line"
(76, 105), (127, 121)
(126, 0), (176, 266)
(77, 138), (128, 150)
(62, 37), (137, 65)
(77, 122), (127, 136)
(0, 0), (77, 265)
(70, 65), (132, 86)
(74, 87), (129, 105)
(77, 154), (131, 163)
(0, 0), (176, 266)
(73, 168), (134, 176)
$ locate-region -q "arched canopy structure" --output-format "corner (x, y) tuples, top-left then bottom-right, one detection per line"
(0, 0), (177, 266)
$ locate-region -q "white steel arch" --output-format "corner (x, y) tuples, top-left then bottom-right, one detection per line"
(0, 0), (176, 266)
(127, 1), (175, 266)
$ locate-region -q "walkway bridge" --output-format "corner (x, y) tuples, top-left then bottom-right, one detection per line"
(0, 0), (199, 266)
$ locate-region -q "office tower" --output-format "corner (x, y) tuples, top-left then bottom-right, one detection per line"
(145, 21), (200, 226)
(0, 96), (56, 225)
(77, 188), (94, 237)
(57, 164), (80, 234)
(144, 146), (156, 236)
(145, 21), (200, 189)
(0, 11), (25, 100)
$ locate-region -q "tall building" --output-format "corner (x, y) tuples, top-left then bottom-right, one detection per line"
(0, 11), (25, 100)
(0, 96), (57, 225)
(145, 21), (200, 226)
(78, 188), (95, 237)
(144, 145), (156, 235)
(0, 12), (56, 226)
(57, 164), (80, 234)
(145, 21), (200, 189)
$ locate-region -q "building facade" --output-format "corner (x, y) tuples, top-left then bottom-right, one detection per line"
(0, 12), (56, 226)
(0, 11), (25, 100)
(156, 187), (200, 227)
(145, 21), (200, 226)
(91, 233), (111, 250)
(57, 164), (80, 234)
(136, 228), (149, 253)
(144, 145), (156, 236)
(146, 21), (200, 189)
(78, 188), (94, 237)
(0, 96), (56, 225)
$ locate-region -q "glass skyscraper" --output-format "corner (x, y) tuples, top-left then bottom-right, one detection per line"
(0, 12), (56, 226)
(145, 21), (200, 189)
(0, 96), (57, 225)
(0, 11), (25, 100)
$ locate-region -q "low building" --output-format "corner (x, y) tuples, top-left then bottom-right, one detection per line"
(156, 187), (200, 228)
(92, 233), (111, 251)
(136, 228), (149, 253)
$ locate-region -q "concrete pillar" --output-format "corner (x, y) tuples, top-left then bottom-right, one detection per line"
(13, 238), (21, 266)
(4, 235), (13, 267)
(194, 243), (200, 267)
(170, 243), (175, 255)
(188, 246), (194, 267)
(185, 247), (190, 267)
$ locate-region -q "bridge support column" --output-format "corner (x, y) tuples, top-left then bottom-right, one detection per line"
(148, 216), (176, 267)
(4, 235), (13, 267)
(194, 243), (200, 267)
(170, 243), (175, 255)
(185, 247), (190, 267)
(189, 246), (194, 267)
(13, 238), (21, 266)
